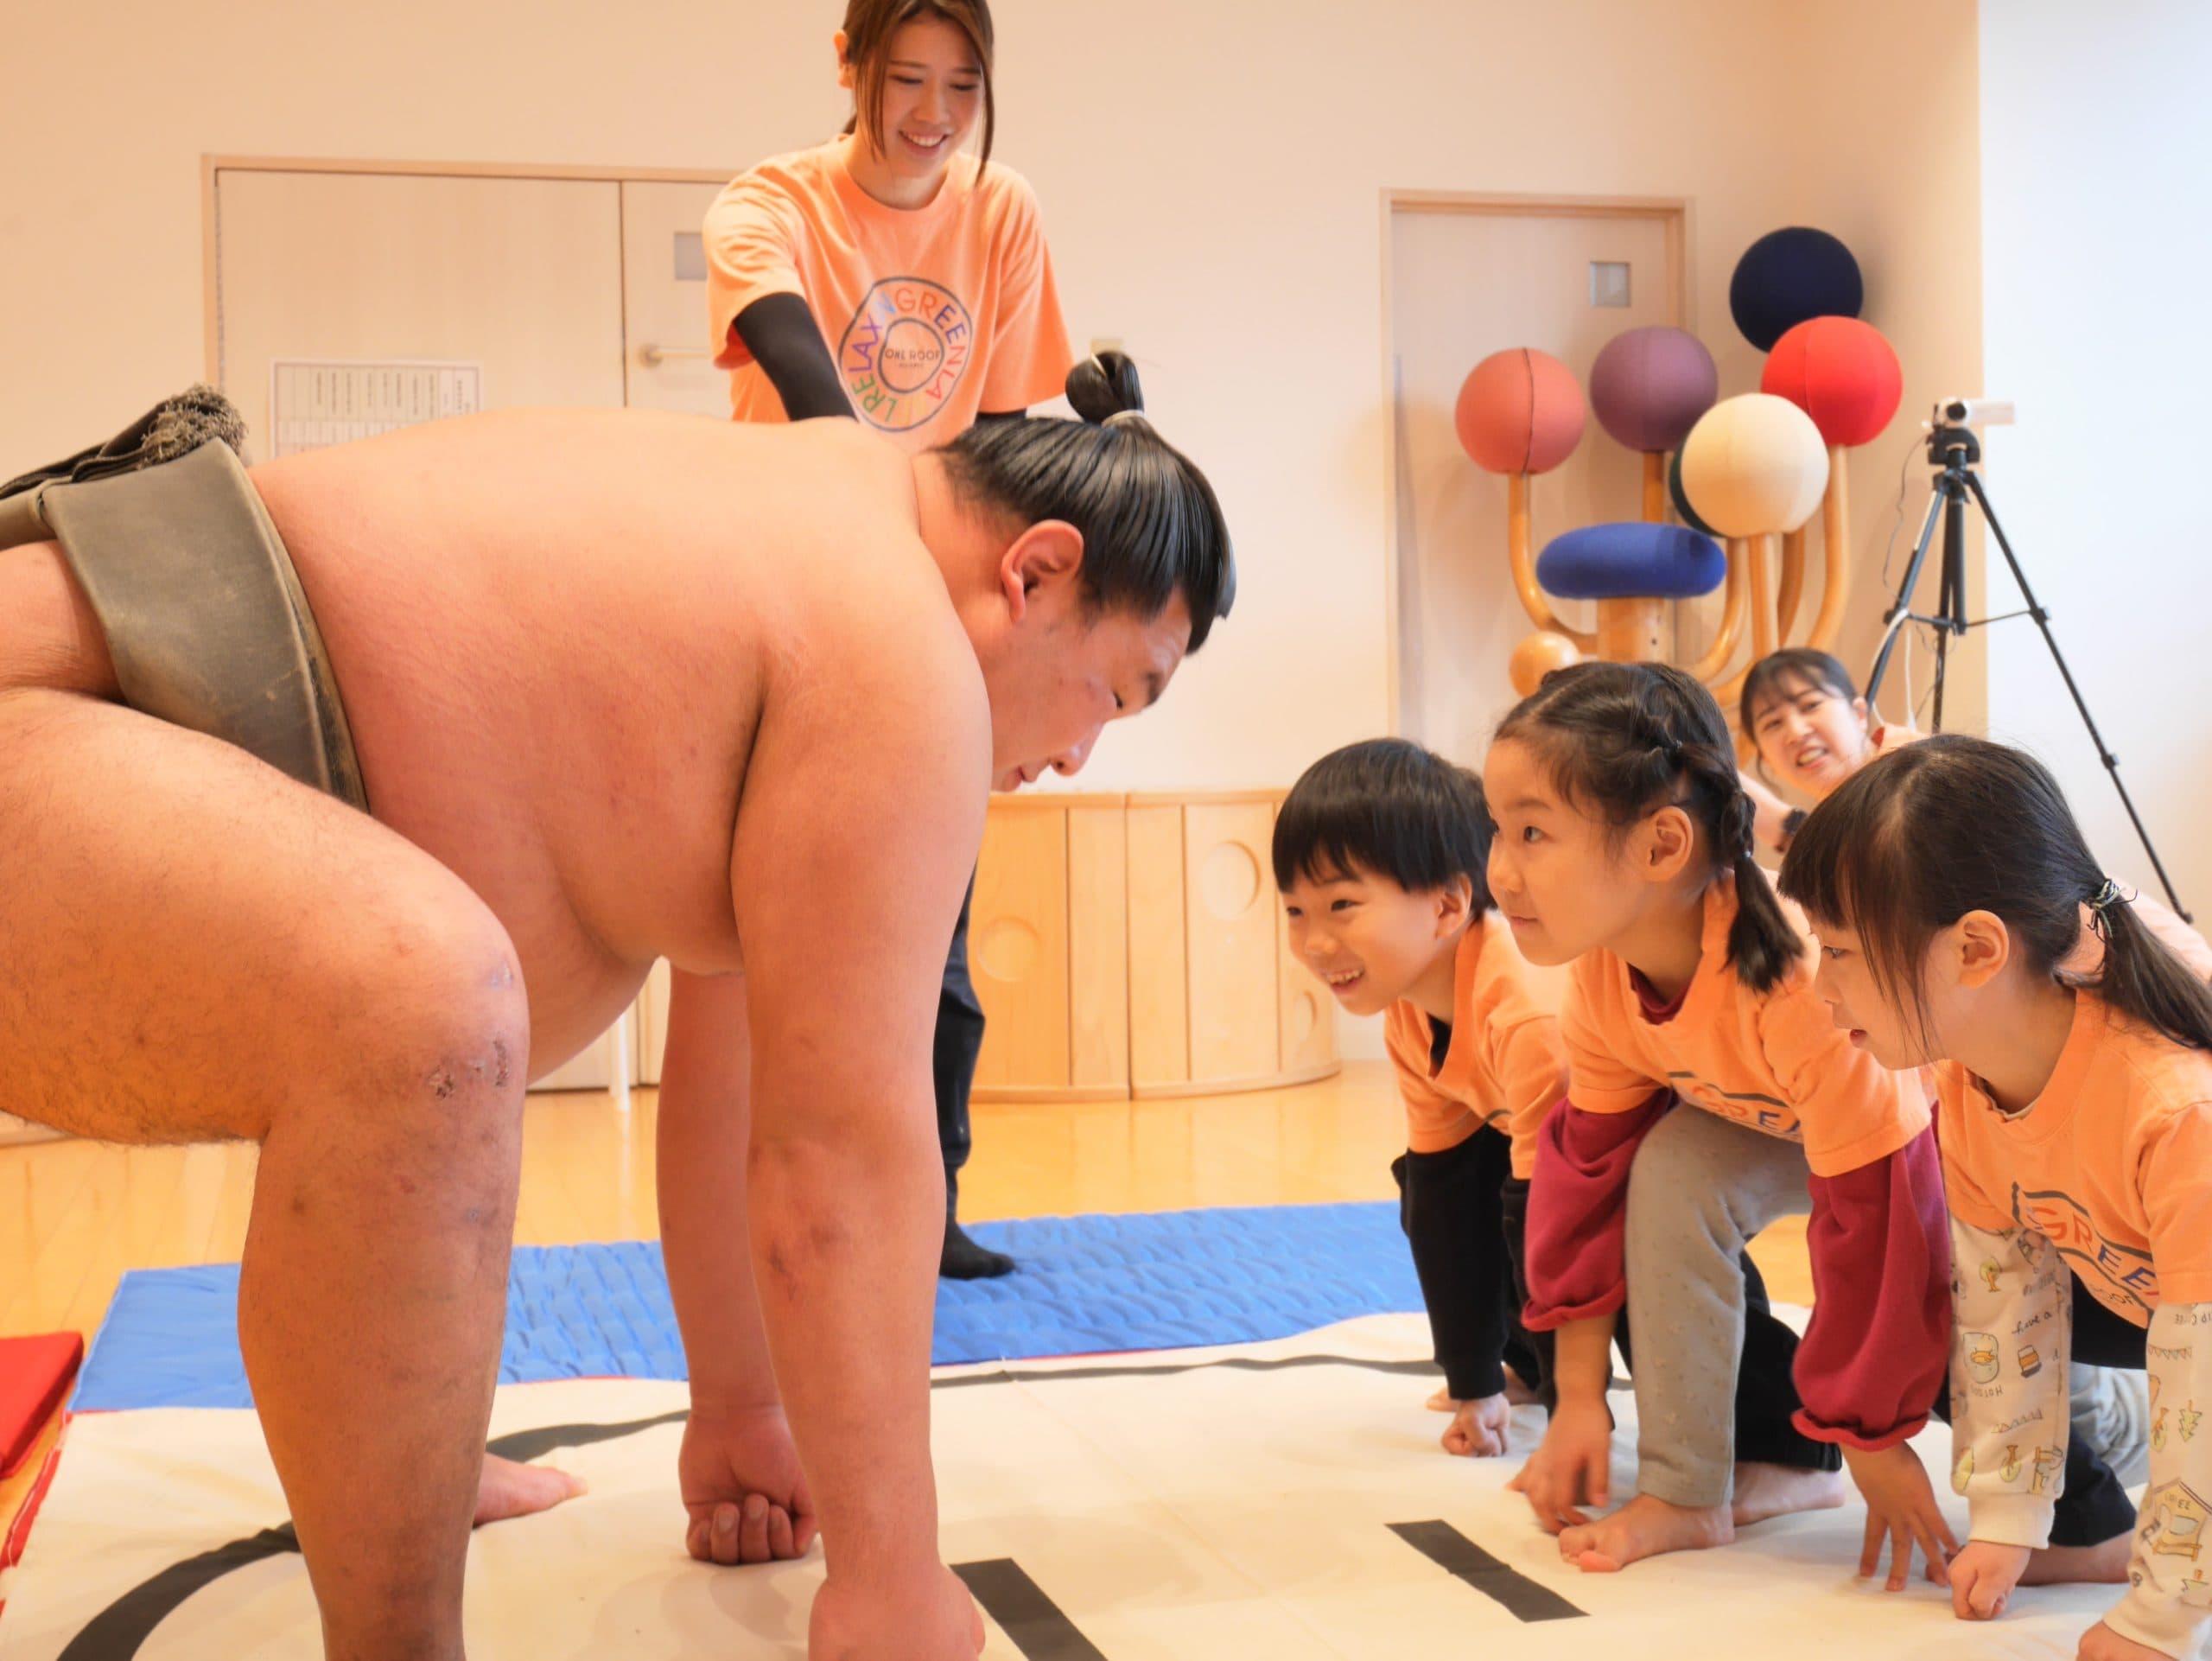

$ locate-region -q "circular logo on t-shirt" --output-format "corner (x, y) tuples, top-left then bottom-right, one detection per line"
(836, 277), (976, 434)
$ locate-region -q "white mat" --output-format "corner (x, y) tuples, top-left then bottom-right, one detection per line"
(0, 1314), (2120, 1658)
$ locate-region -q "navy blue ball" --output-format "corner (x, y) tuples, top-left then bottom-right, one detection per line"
(1669, 448), (1719, 537)
(1730, 227), (1863, 352)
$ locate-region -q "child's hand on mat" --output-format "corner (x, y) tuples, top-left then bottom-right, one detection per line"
(1844, 1442), (1958, 1591)
(811, 1563), (984, 1660)
(2075, 1620), (2168, 1661)
(681, 1403), (818, 1565)
(1443, 1392), (1513, 1457)
(1947, 1539), (2031, 1620)
(1509, 1396), (1611, 1531)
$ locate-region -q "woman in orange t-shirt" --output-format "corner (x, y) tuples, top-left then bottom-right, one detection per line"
(1783, 734), (2212, 1661)
(702, 0), (1073, 444)
(685, 0), (1079, 1295)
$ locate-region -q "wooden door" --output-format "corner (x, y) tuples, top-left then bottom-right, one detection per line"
(213, 168), (626, 450)
(620, 179), (735, 418)
(1388, 200), (1682, 764)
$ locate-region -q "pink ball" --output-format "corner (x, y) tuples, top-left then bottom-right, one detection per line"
(1455, 348), (1586, 475)
(1761, 317), (1904, 448)
(1588, 327), (1719, 454)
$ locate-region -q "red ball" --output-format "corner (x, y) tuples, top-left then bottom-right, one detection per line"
(1760, 317), (1903, 449)
(1455, 348), (1586, 475)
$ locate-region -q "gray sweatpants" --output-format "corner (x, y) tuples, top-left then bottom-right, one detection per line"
(1620, 1104), (2145, 1509)
(1624, 1106), (1812, 1509)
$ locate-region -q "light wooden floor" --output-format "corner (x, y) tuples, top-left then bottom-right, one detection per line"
(0, 1062), (1814, 1527)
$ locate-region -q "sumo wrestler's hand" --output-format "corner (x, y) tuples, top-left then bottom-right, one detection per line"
(682, 1402), (819, 1564)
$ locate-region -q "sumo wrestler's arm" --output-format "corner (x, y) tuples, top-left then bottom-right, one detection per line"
(729, 603), (989, 1588)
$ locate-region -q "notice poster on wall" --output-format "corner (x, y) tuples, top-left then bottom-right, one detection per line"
(270, 359), (482, 456)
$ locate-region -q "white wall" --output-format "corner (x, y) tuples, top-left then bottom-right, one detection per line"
(1980, 1), (2211, 920)
(2, 0), (1982, 801)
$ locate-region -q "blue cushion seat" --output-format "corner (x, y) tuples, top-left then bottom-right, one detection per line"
(1537, 521), (1726, 601)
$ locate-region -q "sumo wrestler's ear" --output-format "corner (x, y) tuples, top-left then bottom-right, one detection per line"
(998, 520), (1085, 619)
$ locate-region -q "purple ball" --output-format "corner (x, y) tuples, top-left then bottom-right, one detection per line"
(1588, 327), (1719, 455)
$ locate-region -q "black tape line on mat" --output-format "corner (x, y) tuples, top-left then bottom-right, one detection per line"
(58, 1413), (690, 1659)
(1389, 1519), (1587, 1622)
(954, 1558), (1109, 1660)
(54, 1368), (1436, 1657)
(56, 1527), (299, 1661)
(485, 1408), (690, 1465)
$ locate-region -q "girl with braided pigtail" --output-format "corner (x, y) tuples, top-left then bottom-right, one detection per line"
(1484, 661), (1957, 1584)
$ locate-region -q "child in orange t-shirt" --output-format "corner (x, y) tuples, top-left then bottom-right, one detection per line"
(1274, 740), (1562, 1459)
(1783, 734), (2212, 1661)
(1487, 663), (1955, 1585)
(1276, 737), (1826, 1473)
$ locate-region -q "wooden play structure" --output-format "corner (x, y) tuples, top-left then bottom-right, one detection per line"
(1458, 227), (1904, 710)
(968, 790), (1339, 1103)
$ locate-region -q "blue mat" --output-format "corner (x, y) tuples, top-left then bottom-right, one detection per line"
(73, 1203), (1422, 1411)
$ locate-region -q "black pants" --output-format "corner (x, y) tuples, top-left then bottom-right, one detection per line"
(1929, 1269), (2147, 1546)
(935, 875), (986, 1201)
(1499, 1176), (1840, 1472)
(1393, 1128), (1543, 1401)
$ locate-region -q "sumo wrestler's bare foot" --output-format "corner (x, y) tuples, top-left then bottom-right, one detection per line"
(1731, 1461), (1847, 1526)
(1560, 1492), (1734, 1572)
(2018, 1533), (2133, 1586)
(474, 1454), (587, 1527)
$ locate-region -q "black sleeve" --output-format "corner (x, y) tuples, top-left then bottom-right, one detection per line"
(1393, 1127), (1520, 1401)
(1498, 1174), (1556, 1406)
(731, 293), (853, 423)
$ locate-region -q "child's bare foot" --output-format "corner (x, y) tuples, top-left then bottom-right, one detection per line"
(1503, 1365), (1541, 1407)
(1731, 1461), (1847, 1526)
(474, 1452), (587, 1527)
(1560, 1493), (1734, 1572)
(2018, 1534), (2133, 1586)
(1427, 1387), (1455, 1412)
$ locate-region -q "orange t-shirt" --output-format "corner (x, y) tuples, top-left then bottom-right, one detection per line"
(1937, 992), (2212, 1323)
(1382, 914), (1566, 1180)
(704, 141), (1074, 451)
(1561, 874), (1930, 1177)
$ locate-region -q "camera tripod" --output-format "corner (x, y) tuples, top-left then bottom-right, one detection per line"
(1864, 421), (2190, 920)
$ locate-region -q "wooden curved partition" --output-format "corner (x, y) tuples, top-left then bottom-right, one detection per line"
(970, 790), (1341, 1104)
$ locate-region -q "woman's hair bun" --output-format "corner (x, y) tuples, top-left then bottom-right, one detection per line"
(1067, 350), (1145, 424)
